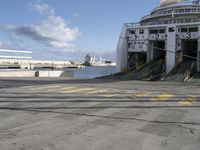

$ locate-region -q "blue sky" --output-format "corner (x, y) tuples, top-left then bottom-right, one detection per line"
(0, 0), (160, 61)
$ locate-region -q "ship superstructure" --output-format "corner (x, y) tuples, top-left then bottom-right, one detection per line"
(117, 0), (200, 75)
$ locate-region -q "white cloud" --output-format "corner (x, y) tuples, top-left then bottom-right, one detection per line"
(0, 1), (81, 52)
(28, 1), (55, 15)
(1, 15), (81, 51)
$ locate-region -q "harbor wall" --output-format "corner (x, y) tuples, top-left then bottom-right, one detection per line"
(0, 70), (74, 78)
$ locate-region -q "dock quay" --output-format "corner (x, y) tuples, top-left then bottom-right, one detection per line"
(0, 59), (84, 70)
(0, 77), (200, 150)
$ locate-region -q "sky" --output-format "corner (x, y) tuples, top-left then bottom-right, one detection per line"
(0, 0), (160, 61)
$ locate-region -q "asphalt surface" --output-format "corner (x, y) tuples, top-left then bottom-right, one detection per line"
(0, 78), (200, 150)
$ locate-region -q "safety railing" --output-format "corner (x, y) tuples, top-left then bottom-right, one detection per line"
(153, 46), (197, 60)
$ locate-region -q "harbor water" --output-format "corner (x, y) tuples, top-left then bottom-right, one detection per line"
(0, 66), (117, 78)
(66, 66), (117, 79)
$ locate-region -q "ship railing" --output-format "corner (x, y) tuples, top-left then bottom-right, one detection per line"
(125, 18), (200, 28)
(151, 1), (194, 12)
(124, 22), (140, 27)
(141, 10), (200, 22)
(141, 15), (151, 21)
(142, 19), (200, 26)
(141, 13), (172, 21)
(153, 46), (197, 60)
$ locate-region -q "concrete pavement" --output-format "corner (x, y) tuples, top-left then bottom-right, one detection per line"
(0, 78), (200, 150)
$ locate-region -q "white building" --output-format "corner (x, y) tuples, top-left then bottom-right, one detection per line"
(0, 49), (71, 69)
(117, 0), (200, 74)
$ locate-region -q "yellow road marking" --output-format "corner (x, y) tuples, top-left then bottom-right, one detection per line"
(60, 87), (75, 90)
(47, 88), (65, 92)
(88, 89), (108, 94)
(178, 101), (194, 105)
(178, 97), (197, 105)
(30, 85), (62, 90)
(150, 93), (174, 101)
(42, 86), (75, 92)
(100, 93), (121, 97)
(61, 88), (94, 94)
(135, 92), (150, 97)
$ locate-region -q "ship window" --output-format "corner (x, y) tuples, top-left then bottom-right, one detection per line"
(150, 29), (158, 34)
(130, 30), (136, 34)
(185, 9), (190, 12)
(159, 29), (165, 33)
(168, 27), (175, 32)
(180, 19), (184, 23)
(139, 29), (144, 34)
(189, 27), (198, 32)
(179, 9), (184, 13)
(191, 8), (196, 12)
(181, 28), (188, 32)
(167, 10), (171, 13)
(163, 20), (167, 24)
(163, 11), (167, 14)
(185, 18), (191, 23)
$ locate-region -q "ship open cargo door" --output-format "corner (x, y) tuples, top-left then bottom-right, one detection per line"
(152, 41), (166, 60)
(123, 40), (166, 80)
(128, 52), (147, 71)
(165, 40), (197, 82)
(182, 40), (197, 59)
(123, 57), (165, 80)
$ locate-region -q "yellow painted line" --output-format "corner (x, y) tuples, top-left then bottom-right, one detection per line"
(88, 89), (108, 94)
(30, 85), (62, 90)
(61, 88), (94, 94)
(60, 87), (75, 91)
(150, 93), (174, 101)
(135, 92), (150, 97)
(178, 101), (194, 105)
(178, 97), (197, 105)
(100, 93), (121, 97)
(44, 86), (75, 92)
(46, 88), (65, 92)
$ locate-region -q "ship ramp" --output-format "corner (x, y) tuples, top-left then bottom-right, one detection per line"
(188, 73), (200, 83)
(165, 58), (196, 82)
(122, 57), (166, 80)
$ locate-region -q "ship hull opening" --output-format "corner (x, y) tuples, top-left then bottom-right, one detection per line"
(151, 41), (166, 60)
(182, 40), (198, 59)
(128, 52), (147, 71)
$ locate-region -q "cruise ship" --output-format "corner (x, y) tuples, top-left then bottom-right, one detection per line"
(117, 0), (200, 80)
